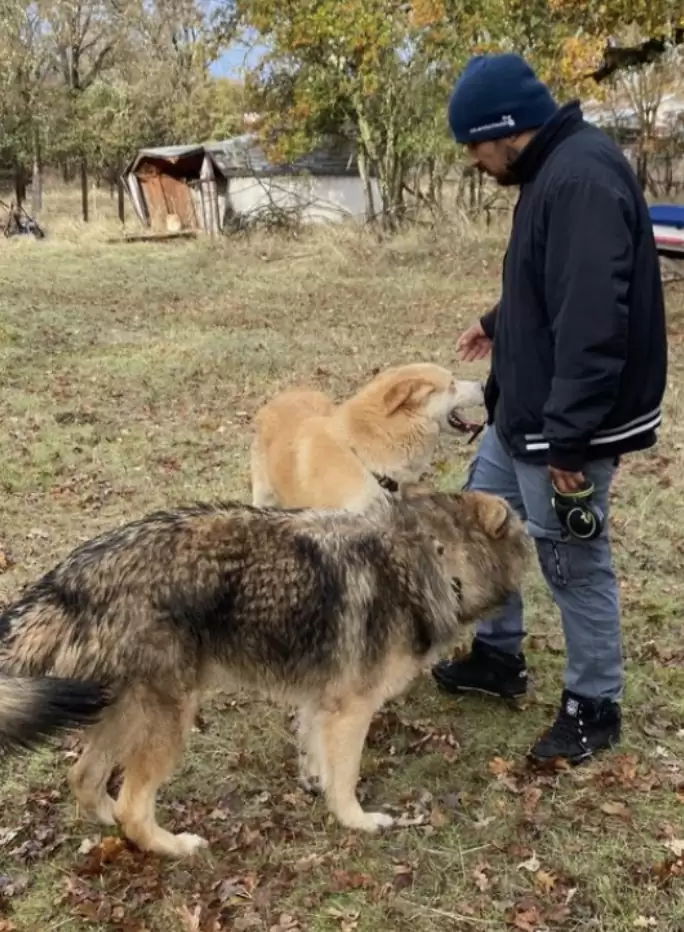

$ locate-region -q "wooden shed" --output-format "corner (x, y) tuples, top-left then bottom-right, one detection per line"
(122, 135), (380, 234)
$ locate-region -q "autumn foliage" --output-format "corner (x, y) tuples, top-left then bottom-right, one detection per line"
(233, 0), (682, 225)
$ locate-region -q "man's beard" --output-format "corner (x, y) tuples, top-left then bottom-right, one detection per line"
(489, 143), (522, 187)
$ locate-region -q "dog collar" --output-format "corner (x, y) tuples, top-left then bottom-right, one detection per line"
(373, 473), (400, 493)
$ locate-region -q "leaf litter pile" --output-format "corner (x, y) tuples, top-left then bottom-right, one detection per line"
(1, 703), (683, 932)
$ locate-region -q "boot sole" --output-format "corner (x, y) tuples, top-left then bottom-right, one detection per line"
(434, 680), (527, 701)
(527, 735), (621, 767)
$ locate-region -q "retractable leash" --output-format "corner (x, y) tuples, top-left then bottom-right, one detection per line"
(464, 425), (603, 540)
(467, 423), (485, 444)
(551, 480), (605, 541)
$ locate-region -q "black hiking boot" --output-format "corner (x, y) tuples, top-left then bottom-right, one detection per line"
(528, 689), (622, 765)
(432, 638), (528, 700)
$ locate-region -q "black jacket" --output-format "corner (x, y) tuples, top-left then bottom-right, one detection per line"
(481, 101), (668, 471)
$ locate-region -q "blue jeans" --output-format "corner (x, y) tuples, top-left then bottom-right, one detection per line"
(465, 425), (622, 701)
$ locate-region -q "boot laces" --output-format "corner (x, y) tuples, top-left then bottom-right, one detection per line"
(546, 707), (588, 748)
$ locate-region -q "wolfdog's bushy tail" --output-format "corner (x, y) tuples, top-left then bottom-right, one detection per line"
(0, 674), (109, 754)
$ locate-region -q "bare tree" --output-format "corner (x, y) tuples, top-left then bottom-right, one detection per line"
(605, 25), (682, 193)
(0, 0), (54, 209)
(40, 0), (130, 220)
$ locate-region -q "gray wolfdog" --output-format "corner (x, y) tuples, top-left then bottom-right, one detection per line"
(0, 486), (527, 858)
(0, 674), (109, 753)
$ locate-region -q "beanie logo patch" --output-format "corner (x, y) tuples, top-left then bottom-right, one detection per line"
(469, 114), (516, 136)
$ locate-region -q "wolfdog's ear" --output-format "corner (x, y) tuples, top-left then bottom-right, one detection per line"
(396, 480), (430, 500)
(383, 378), (436, 414)
(479, 495), (511, 539)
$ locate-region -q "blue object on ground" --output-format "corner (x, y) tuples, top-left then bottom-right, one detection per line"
(649, 204), (684, 228)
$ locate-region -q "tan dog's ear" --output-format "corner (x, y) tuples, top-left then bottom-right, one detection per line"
(383, 378), (436, 415)
(478, 495), (511, 539)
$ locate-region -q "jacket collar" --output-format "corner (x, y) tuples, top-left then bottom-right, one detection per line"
(510, 100), (586, 185)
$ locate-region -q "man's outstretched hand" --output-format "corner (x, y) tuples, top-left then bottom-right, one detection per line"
(457, 321), (492, 362)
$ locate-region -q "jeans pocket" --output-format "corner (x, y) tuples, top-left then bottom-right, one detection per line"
(537, 537), (608, 590)
(537, 538), (569, 588)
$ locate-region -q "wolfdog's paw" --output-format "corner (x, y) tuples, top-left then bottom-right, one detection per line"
(365, 811), (394, 831)
(343, 810), (395, 833)
(172, 832), (210, 857)
(297, 774), (322, 796)
(94, 798), (118, 826)
(77, 795), (117, 826)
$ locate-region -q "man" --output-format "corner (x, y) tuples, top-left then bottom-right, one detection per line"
(432, 53), (668, 764)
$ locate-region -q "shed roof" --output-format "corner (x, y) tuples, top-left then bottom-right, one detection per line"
(125, 134), (361, 179)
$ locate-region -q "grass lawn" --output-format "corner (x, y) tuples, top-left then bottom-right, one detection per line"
(0, 195), (683, 932)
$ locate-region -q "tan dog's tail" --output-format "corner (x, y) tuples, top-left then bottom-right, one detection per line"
(0, 674), (109, 754)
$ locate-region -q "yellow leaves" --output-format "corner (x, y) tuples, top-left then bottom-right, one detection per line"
(488, 756), (515, 776)
(545, 0), (680, 38)
(559, 34), (605, 75)
(535, 869), (558, 894)
(409, 0), (446, 29)
(543, 33), (608, 101)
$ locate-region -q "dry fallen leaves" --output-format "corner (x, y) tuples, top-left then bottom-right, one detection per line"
(489, 756), (515, 776)
(664, 838), (684, 858)
(177, 904), (203, 932)
(600, 800), (631, 819)
(326, 907), (360, 932)
(594, 754), (640, 788)
(472, 866), (490, 892)
(518, 852), (541, 874)
(510, 902), (544, 931)
(269, 914), (300, 931)
(391, 863), (415, 893)
(0, 874), (29, 899)
(522, 786), (543, 818)
(534, 870), (558, 895)
(329, 869), (376, 893)
(429, 805), (450, 829)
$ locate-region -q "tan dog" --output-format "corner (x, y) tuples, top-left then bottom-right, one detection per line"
(251, 363), (484, 511)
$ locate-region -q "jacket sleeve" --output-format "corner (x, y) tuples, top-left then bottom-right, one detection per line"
(542, 176), (633, 472)
(480, 302), (499, 339)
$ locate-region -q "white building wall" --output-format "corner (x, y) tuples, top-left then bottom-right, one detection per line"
(226, 175), (382, 225)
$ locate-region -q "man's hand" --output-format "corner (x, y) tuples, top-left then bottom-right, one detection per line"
(457, 321), (492, 362)
(549, 467), (586, 493)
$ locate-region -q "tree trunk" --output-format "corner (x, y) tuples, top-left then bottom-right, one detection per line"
(426, 158), (436, 210)
(62, 160), (75, 184)
(635, 147), (648, 190)
(456, 167), (468, 209)
(31, 128), (43, 215)
(80, 157), (89, 222)
(14, 163), (27, 207)
(117, 171), (125, 224)
(356, 144), (376, 224)
(434, 168), (444, 213)
(376, 148), (405, 233)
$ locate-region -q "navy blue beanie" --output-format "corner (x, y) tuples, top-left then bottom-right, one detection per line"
(448, 53), (558, 144)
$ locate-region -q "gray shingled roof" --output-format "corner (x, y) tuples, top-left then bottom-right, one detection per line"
(126, 134), (361, 178)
